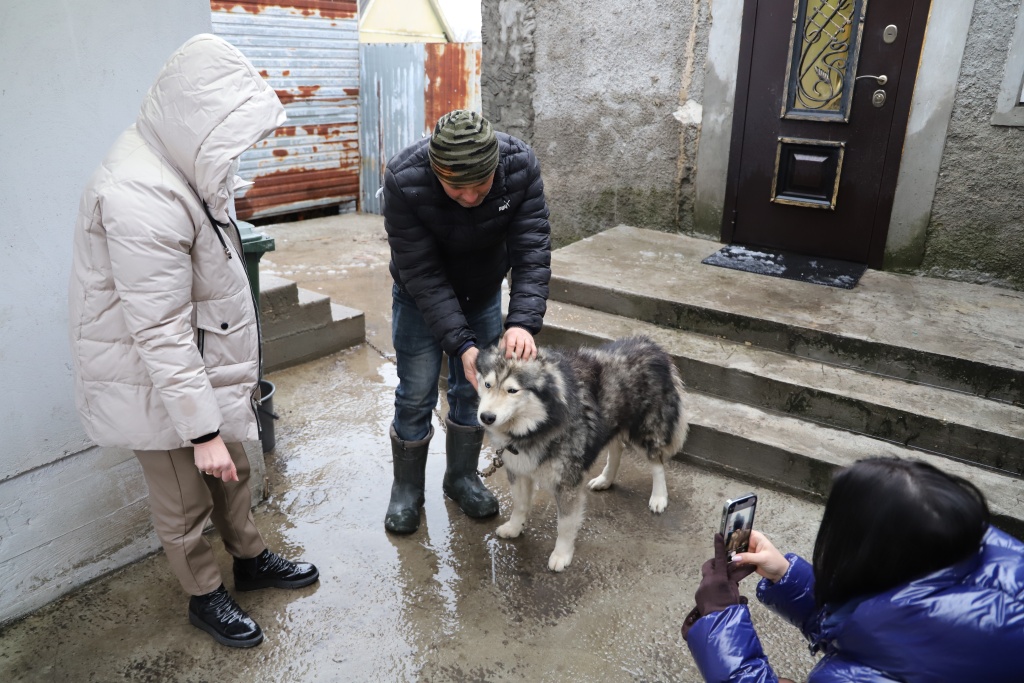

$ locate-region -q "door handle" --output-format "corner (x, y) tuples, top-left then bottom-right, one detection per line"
(855, 74), (888, 85)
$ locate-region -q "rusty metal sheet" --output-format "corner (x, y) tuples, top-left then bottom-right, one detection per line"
(359, 42), (482, 214)
(212, 1), (360, 219)
(424, 42), (482, 132)
(211, 1), (357, 21)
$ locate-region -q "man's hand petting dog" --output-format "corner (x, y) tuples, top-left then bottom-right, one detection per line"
(465, 328), (537, 392)
(462, 346), (481, 391)
(501, 327), (537, 361)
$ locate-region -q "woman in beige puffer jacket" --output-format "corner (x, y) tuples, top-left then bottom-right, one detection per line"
(68, 34), (318, 649)
(69, 34), (281, 450)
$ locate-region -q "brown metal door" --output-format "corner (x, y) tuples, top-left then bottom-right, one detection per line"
(724, 0), (930, 266)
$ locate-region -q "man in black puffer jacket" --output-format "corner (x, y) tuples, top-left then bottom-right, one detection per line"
(382, 109), (552, 534)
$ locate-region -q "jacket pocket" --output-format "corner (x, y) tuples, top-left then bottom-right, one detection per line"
(193, 290), (258, 370)
(195, 291), (252, 337)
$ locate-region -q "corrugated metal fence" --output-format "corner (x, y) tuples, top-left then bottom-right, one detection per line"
(359, 42), (482, 214)
(212, 1), (361, 220)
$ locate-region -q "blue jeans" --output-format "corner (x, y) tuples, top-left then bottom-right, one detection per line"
(391, 283), (503, 441)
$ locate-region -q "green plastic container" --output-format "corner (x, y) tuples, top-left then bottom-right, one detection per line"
(237, 220), (275, 304)
(238, 221), (277, 452)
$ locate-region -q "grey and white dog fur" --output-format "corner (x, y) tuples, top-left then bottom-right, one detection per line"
(476, 336), (688, 571)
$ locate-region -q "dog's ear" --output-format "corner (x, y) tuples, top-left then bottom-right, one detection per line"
(535, 345), (559, 364)
(476, 343), (501, 372)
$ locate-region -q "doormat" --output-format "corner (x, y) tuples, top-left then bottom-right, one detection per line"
(701, 244), (867, 290)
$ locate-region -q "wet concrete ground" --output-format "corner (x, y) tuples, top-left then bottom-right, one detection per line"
(0, 214), (822, 682)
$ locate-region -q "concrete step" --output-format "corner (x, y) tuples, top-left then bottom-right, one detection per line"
(261, 288), (333, 341)
(680, 392), (1024, 538)
(260, 273), (300, 312)
(539, 225), (1024, 532)
(548, 226), (1024, 405)
(539, 300), (1024, 476)
(258, 273), (365, 373)
(263, 302), (365, 373)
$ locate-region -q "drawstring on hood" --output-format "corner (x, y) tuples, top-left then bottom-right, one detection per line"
(202, 203), (234, 260)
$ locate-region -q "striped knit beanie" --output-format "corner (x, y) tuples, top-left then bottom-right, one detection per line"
(428, 110), (499, 186)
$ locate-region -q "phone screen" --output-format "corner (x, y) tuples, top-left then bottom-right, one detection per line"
(721, 494), (757, 558)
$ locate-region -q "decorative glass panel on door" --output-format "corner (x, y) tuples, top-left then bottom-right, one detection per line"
(782, 0), (868, 121)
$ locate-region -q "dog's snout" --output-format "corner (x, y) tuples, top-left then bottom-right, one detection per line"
(480, 412), (496, 425)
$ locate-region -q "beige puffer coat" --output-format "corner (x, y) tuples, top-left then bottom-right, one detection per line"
(68, 34), (286, 450)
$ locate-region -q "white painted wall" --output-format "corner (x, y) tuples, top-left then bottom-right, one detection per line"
(694, 0), (744, 237)
(885, 0), (977, 268)
(0, 0), (215, 625)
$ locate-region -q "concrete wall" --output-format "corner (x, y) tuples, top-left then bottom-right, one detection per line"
(0, 2), (265, 626)
(918, 0), (1024, 289)
(481, 0), (538, 146)
(483, 0), (710, 246)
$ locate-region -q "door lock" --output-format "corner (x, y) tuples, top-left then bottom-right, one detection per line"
(856, 74), (888, 85)
(872, 90), (886, 107)
(883, 25), (898, 44)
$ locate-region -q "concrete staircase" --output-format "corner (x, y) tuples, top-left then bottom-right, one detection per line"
(259, 273), (365, 372)
(539, 226), (1024, 535)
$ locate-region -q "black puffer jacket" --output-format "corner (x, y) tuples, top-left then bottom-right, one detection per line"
(383, 132), (551, 357)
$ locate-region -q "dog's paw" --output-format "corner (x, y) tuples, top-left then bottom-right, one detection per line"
(496, 521), (524, 539)
(548, 549), (574, 572)
(587, 474), (612, 491)
(648, 495), (668, 514)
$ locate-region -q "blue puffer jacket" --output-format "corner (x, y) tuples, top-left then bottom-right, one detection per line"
(686, 527), (1024, 682)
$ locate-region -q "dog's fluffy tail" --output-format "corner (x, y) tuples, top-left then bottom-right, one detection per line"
(667, 367), (689, 458)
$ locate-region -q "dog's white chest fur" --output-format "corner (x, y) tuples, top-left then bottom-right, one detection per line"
(500, 444), (566, 491)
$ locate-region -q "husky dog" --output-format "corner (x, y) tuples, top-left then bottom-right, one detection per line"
(476, 336), (688, 571)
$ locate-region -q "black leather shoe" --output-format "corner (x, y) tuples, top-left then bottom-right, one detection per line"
(188, 585), (263, 648)
(233, 549), (319, 591)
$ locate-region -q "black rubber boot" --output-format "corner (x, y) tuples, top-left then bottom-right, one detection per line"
(188, 584), (263, 648)
(384, 425), (432, 534)
(233, 549), (319, 592)
(442, 417), (499, 518)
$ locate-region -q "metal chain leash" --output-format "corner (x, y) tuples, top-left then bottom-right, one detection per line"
(478, 447), (505, 478)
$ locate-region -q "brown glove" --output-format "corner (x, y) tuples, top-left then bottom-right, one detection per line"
(681, 533), (756, 640)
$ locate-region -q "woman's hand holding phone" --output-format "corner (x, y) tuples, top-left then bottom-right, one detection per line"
(731, 530), (790, 583)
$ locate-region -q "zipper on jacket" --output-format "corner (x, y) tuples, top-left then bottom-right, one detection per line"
(228, 216), (265, 382)
(197, 203), (263, 435)
(197, 329), (205, 357)
(250, 387), (263, 438)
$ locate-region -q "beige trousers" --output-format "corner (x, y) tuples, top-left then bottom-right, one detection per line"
(134, 442), (266, 596)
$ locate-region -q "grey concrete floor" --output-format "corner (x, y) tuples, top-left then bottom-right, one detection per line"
(0, 214), (822, 682)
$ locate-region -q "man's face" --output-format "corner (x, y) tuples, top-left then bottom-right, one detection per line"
(438, 173), (495, 208)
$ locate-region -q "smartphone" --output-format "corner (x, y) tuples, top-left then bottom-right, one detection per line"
(720, 492), (757, 559)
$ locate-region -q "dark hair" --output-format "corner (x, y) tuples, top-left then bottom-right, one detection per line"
(812, 457), (989, 607)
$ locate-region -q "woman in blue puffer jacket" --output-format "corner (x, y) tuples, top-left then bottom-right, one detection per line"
(682, 457), (1024, 682)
